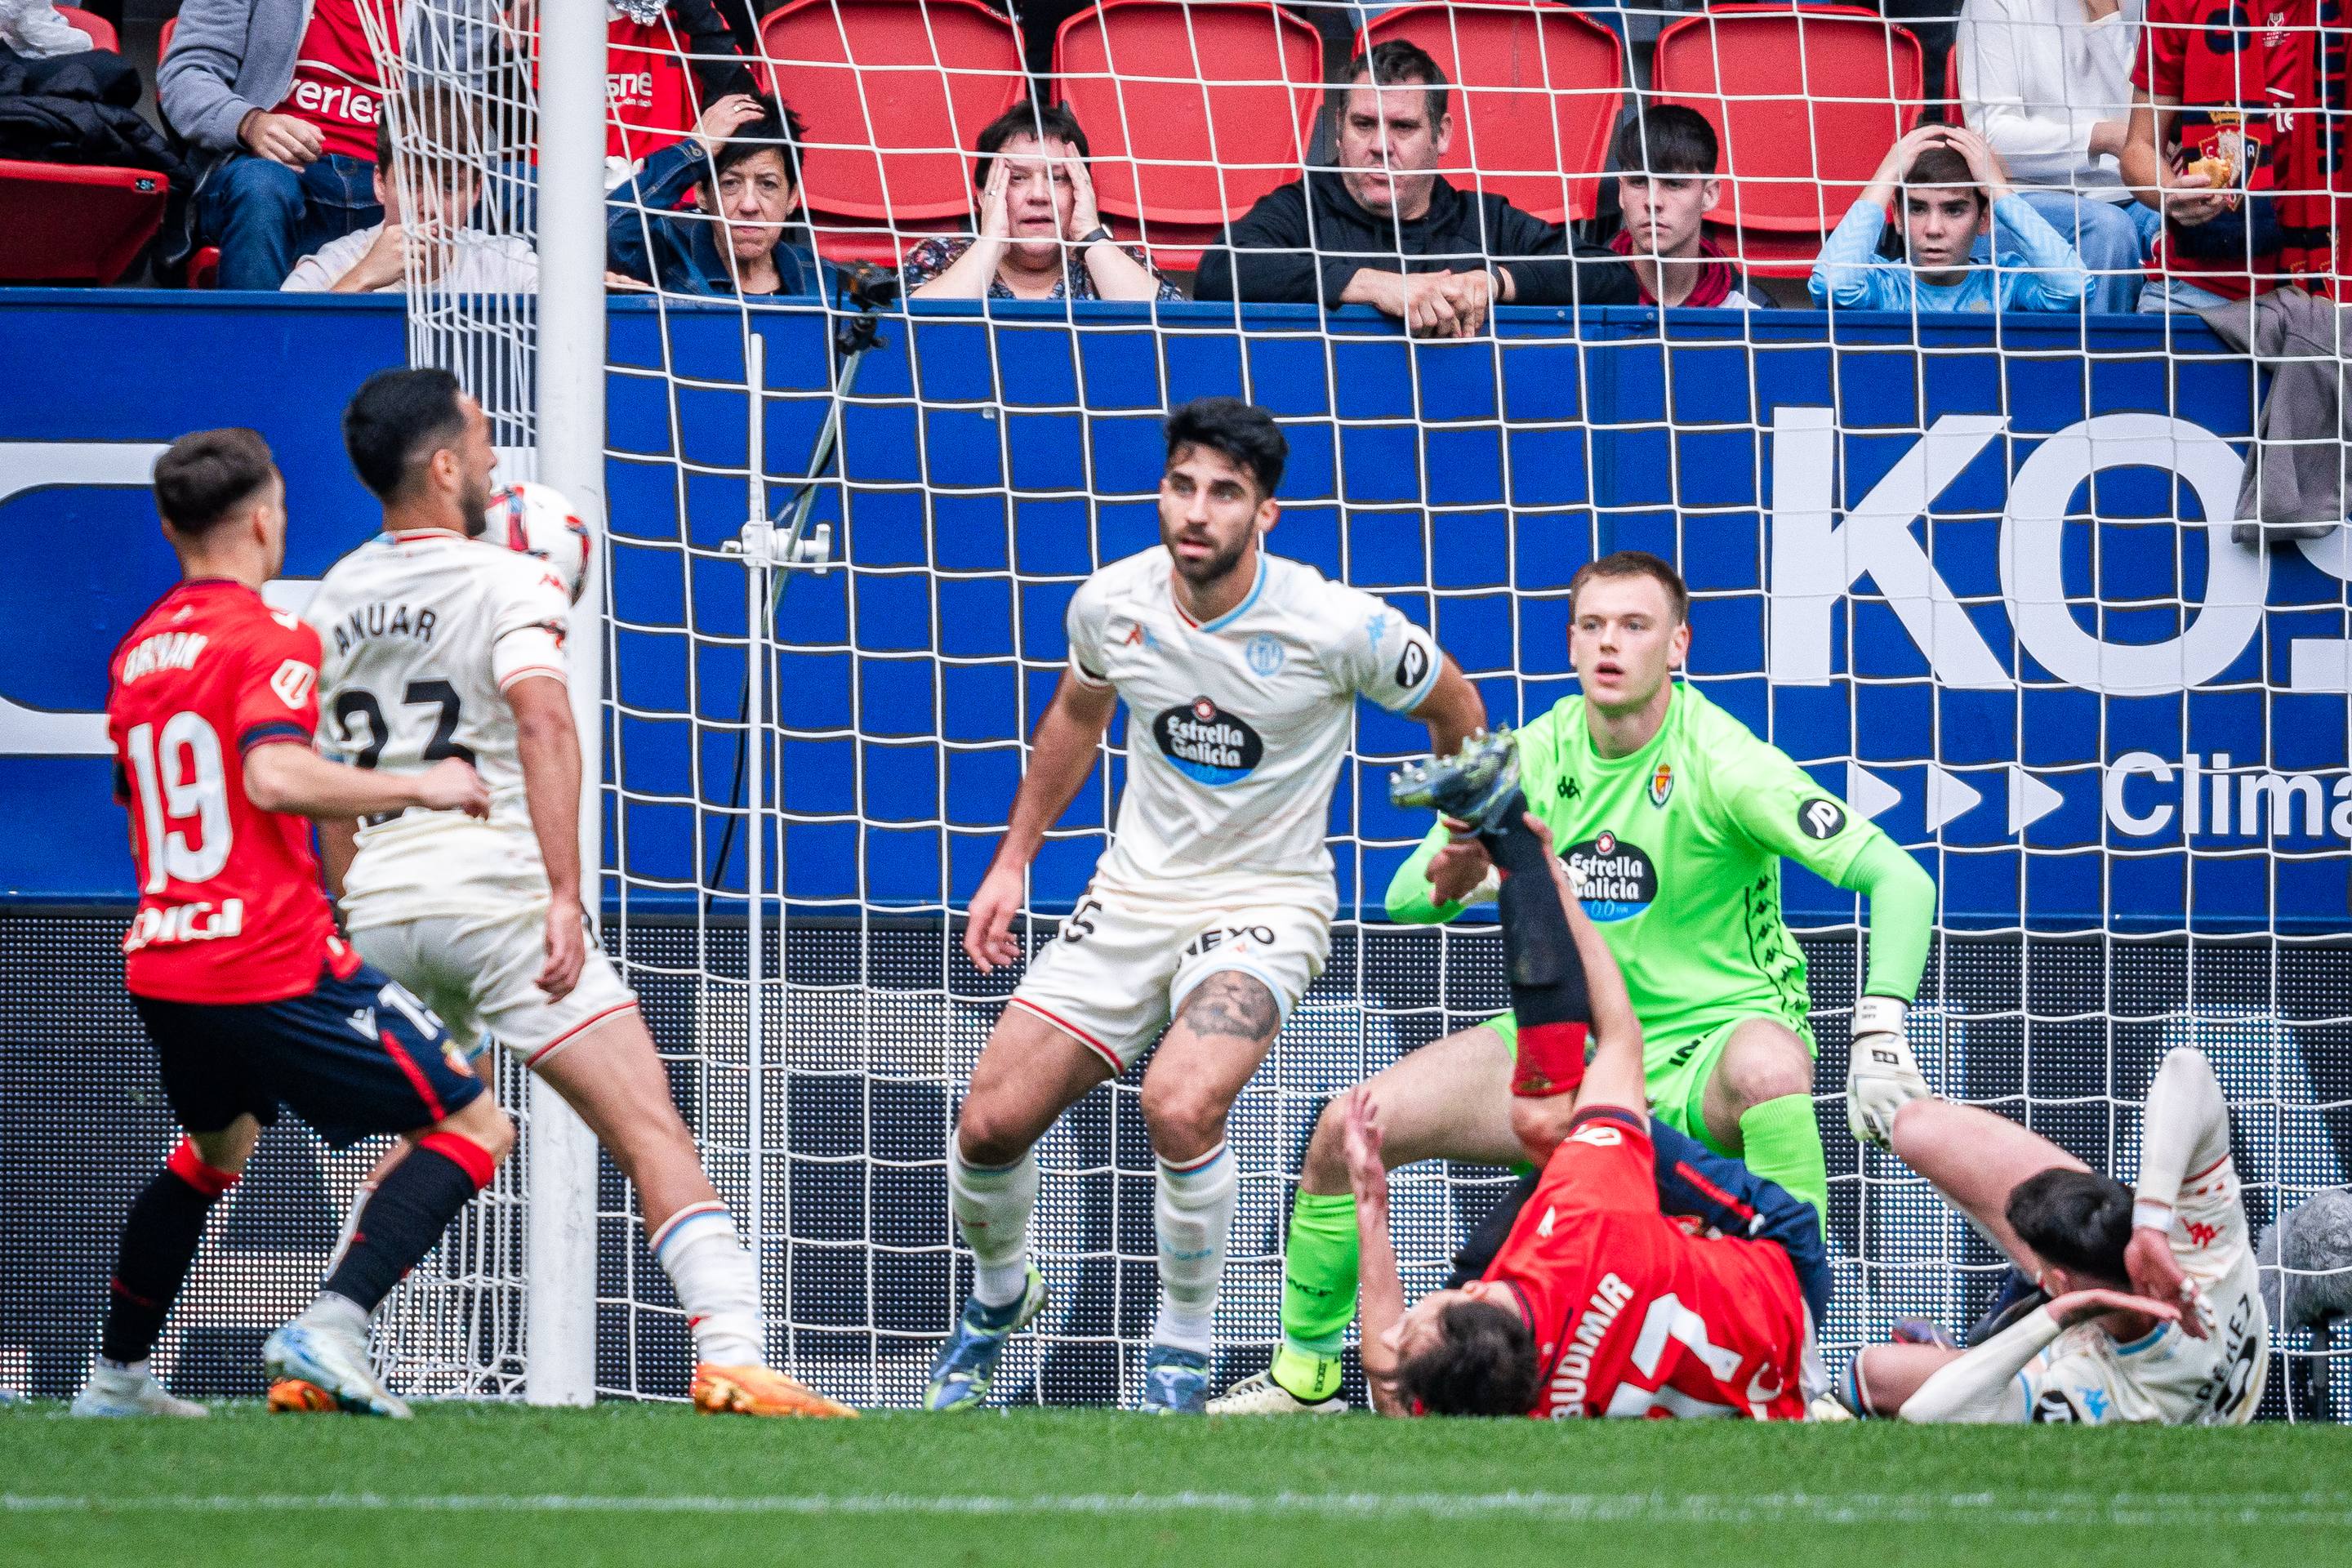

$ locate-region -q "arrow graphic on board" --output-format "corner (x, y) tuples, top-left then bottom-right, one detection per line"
(2009, 766), (2064, 833)
(1924, 766), (1984, 832)
(1846, 764), (1901, 822)
(1846, 762), (2064, 840)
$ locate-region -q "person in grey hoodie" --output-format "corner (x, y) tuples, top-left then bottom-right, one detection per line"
(159, 0), (490, 288)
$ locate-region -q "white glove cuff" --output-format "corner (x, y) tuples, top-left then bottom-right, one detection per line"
(1853, 995), (1909, 1038)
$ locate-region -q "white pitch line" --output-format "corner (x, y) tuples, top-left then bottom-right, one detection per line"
(8, 1491), (2352, 1526)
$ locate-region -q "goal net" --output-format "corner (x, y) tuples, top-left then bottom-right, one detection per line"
(362, 0), (2350, 1418)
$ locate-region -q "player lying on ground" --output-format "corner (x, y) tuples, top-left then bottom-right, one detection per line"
(78, 428), (504, 1419)
(927, 398), (1486, 1413)
(1349, 776), (1818, 1418)
(1215, 550), (1937, 1412)
(1838, 1045), (2264, 1424)
(305, 370), (849, 1418)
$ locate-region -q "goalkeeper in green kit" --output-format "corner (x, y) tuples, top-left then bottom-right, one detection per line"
(1210, 550), (1939, 1414)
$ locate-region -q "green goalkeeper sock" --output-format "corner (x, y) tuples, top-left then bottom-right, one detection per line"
(1274, 1189), (1357, 1403)
(1738, 1093), (1830, 1240)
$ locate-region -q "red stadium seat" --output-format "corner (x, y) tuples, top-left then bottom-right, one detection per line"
(54, 6), (119, 51)
(0, 160), (168, 283)
(1053, 0), (1325, 269)
(1360, 1), (1623, 225)
(758, 0), (1026, 259)
(1653, 5), (1923, 276)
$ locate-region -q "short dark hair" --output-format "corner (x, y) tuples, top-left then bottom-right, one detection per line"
(2007, 1168), (2134, 1288)
(702, 96), (807, 199)
(1335, 38), (1450, 126)
(973, 98), (1091, 194)
(152, 428), (277, 537)
(1567, 549), (1690, 622)
(373, 82), (475, 176)
(1164, 397), (1286, 497)
(342, 368), (467, 501)
(1398, 1299), (1539, 1417)
(1614, 104), (1718, 177)
(1904, 145), (1985, 210)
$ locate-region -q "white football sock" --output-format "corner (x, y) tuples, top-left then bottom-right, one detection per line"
(650, 1203), (764, 1366)
(1152, 1143), (1236, 1356)
(950, 1146), (1038, 1310)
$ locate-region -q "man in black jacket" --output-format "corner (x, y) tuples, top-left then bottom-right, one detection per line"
(1195, 39), (1636, 333)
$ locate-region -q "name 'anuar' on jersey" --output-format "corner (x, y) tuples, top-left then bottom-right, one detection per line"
(304, 528), (572, 930)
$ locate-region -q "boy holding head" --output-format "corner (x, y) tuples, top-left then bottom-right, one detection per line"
(1810, 123), (2087, 312)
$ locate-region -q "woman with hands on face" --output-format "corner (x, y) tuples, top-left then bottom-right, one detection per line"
(605, 91), (831, 298)
(902, 99), (1183, 303)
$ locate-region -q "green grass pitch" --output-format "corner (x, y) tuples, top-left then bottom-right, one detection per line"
(3, 1404), (2348, 1567)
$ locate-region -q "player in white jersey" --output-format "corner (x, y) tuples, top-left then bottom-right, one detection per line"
(925, 398), (1486, 1413)
(305, 369), (849, 1418)
(1839, 1045), (2266, 1424)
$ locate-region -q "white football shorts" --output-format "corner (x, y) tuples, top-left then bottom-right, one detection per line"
(351, 906), (639, 1067)
(1006, 880), (1331, 1071)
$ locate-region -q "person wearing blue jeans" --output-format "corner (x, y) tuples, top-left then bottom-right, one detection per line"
(1976, 192), (2160, 314)
(198, 150), (380, 291)
(160, 0), (489, 287)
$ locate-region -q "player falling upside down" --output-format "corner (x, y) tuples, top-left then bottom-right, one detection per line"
(1837, 1045), (2265, 1424)
(927, 397), (1486, 1413)
(303, 369), (848, 1417)
(78, 429), (502, 1419)
(1217, 550), (1937, 1412)
(1350, 750), (1819, 1419)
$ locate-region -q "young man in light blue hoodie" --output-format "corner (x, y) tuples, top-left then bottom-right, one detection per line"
(1810, 122), (2088, 314)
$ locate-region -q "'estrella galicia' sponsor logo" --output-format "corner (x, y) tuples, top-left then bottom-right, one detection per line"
(1245, 633), (1285, 677)
(1394, 637), (1430, 694)
(1564, 832), (1658, 921)
(1797, 798), (1846, 840)
(1155, 697), (1264, 786)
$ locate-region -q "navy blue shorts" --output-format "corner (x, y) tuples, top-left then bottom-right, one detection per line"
(132, 961), (484, 1148)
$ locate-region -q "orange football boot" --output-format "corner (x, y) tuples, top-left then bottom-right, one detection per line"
(691, 1363), (858, 1418)
(266, 1379), (339, 1413)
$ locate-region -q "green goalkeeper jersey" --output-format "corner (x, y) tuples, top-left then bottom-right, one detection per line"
(1387, 683), (1931, 1049)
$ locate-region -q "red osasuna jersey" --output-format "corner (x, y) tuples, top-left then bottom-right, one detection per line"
(107, 579), (342, 1004)
(1486, 1107), (1810, 1421)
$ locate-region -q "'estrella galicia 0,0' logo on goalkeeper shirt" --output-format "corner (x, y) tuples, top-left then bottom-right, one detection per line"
(1155, 697), (1264, 786)
(1564, 832), (1658, 921)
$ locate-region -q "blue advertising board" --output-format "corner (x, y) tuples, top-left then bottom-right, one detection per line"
(2, 293), (2341, 933)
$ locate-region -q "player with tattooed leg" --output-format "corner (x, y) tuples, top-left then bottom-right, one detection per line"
(926, 398), (1485, 1412)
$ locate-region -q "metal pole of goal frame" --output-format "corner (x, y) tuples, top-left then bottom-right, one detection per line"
(526, 0), (608, 1408)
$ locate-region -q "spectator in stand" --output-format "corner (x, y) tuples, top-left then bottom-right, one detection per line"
(282, 88), (537, 293)
(1196, 39), (1637, 335)
(902, 100), (1182, 304)
(605, 91), (830, 298)
(499, 0), (755, 189)
(1811, 123), (2087, 312)
(1607, 105), (1772, 310)
(1958, 0), (2158, 314)
(2118, 0), (2319, 313)
(161, 0), (484, 289)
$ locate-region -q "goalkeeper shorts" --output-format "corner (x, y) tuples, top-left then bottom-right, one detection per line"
(351, 906), (639, 1068)
(1008, 878), (1330, 1071)
(1485, 1009), (1816, 1154)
